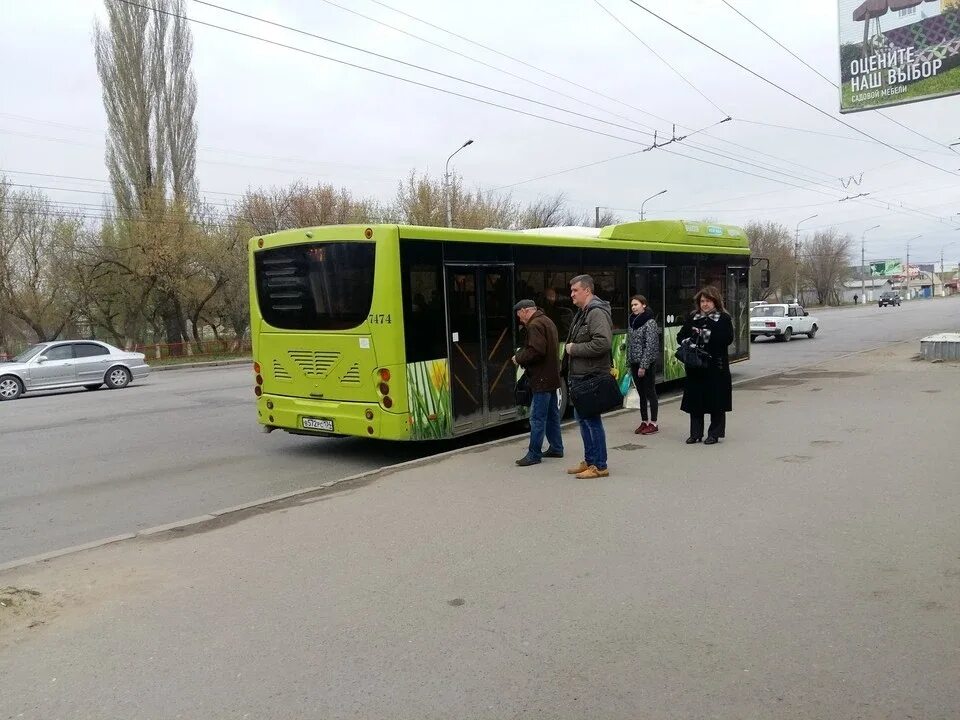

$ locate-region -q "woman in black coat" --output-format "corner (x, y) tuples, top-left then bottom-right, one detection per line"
(676, 286), (734, 445)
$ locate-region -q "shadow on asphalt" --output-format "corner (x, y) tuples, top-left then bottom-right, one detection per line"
(277, 421), (533, 468)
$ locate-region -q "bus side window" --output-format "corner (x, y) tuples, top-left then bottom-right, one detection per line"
(401, 242), (446, 363)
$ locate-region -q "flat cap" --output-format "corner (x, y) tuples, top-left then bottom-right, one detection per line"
(513, 299), (536, 312)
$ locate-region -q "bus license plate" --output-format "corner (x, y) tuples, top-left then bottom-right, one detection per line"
(302, 417), (334, 432)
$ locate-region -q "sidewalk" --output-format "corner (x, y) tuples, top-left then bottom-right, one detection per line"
(2, 342), (958, 719)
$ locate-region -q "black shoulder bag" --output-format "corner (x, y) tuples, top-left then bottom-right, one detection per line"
(566, 308), (623, 417)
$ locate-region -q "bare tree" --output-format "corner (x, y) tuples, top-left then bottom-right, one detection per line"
(394, 172), (517, 229)
(94, 0), (199, 349)
(802, 228), (853, 305)
(517, 193), (569, 228)
(0, 185), (85, 342)
(744, 220), (793, 301)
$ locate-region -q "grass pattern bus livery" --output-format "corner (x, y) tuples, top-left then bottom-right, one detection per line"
(249, 222), (751, 441)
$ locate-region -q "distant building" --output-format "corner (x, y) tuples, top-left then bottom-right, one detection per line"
(843, 278), (894, 303)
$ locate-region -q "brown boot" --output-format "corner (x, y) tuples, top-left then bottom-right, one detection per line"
(566, 460), (590, 475)
(575, 465), (610, 479)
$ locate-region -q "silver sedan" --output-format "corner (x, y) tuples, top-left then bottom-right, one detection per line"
(0, 340), (150, 401)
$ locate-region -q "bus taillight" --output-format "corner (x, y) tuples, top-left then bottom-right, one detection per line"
(378, 382), (390, 396)
(379, 368), (391, 382)
(382, 396), (393, 409)
(254, 386), (262, 397)
(253, 362), (261, 374)
(256, 375), (263, 385)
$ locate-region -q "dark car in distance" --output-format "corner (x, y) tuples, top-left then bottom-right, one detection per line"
(878, 291), (901, 307)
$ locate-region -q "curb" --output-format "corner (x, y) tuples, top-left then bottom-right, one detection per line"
(0, 336), (927, 576)
(150, 358), (251, 372)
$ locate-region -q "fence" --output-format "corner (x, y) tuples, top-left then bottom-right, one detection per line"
(131, 338), (252, 362)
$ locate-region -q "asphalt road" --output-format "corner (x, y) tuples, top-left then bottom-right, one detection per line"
(1, 297), (957, 564)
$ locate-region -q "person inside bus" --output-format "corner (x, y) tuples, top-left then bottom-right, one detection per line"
(628, 294), (659, 435)
(563, 274), (613, 479)
(542, 286), (574, 338)
(677, 286), (734, 445)
(512, 299), (563, 467)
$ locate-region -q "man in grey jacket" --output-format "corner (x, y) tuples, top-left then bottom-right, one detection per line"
(563, 274), (613, 479)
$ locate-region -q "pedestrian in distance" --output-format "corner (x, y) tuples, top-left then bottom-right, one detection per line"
(628, 295), (660, 435)
(512, 299), (564, 467)
(563, 274), (613, 479)
(677, 286), (734, 446)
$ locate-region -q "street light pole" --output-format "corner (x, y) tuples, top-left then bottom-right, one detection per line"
(795, 214), (819, 303)
(445, 139), (474, 228)
(861, 224), (880, 304)
(640, 189), (667, 221)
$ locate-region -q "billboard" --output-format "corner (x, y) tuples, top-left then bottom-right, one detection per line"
(838, 0), (960, 113)
(870, 259), (904, 275)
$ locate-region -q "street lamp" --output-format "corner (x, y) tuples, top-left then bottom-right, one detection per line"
(640, 189), (667, 221)
(445, 139), (474, 228)
(794, 214), (819, 303)
(860, 224), (880, 304)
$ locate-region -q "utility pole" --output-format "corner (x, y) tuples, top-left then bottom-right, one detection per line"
(595, 206), (601, 229)
(861, 225), (880, 304)
(795, 214), (818, 303)
(903, 234), (921, 300)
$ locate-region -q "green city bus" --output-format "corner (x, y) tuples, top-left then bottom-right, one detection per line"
(248, 221), (751, 441)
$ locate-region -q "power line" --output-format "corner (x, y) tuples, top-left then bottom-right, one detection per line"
(718, 0), (951, 153)
(587, 0), (948, 218)
(365, 0), (685, 132)
(312, 0), (661, 136)
(187, 0), (955, 228)
(622, 0), (959, 178)
(592, 0), (728, 118)
(189, 0), (659, 143)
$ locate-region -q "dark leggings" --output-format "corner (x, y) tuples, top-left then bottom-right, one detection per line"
(630, 363), (658, 422)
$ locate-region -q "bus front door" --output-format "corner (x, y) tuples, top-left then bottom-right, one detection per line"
(445, 265), (518, 434)
(726, 266), (749, 361)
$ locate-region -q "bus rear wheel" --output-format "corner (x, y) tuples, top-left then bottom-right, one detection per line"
(558, 379), (570, 418)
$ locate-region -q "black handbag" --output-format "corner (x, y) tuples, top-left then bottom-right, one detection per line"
(515, 371), (533, 407)
(568, 372), (623, 417)
(675, 340), (712, 369)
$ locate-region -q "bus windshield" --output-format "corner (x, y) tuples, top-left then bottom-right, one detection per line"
(255, 242), (375, 330)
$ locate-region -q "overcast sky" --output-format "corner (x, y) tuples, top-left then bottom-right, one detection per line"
(2, 0), (960, 266)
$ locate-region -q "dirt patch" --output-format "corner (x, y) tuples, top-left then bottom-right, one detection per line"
(810, 440), (841, 447)
(612, 443), (647, 452)
(778, 455), (813, 464)
(0, 586), (63, 639)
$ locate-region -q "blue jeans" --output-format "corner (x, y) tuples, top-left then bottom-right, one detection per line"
(527, 390), (563, 460)
(574, 409), (607, 470)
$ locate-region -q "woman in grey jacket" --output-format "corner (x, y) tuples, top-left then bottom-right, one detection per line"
(628, 295), (659, 435)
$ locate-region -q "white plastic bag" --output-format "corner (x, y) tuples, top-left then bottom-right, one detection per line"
(622, 386), (641, 410)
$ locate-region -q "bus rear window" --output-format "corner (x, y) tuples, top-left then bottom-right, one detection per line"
(255, 242), (375, 330)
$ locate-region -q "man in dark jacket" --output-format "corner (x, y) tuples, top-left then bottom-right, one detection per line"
(512, 299), (563, 467)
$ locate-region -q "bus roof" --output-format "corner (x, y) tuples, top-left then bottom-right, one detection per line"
(253, 220), (750, 255)
(398, 220), (749, 252)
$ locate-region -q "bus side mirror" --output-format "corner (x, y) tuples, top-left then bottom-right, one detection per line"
(760, 269), (770, 290)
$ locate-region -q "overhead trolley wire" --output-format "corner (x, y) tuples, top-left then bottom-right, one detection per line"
(621, 0), (960, 178)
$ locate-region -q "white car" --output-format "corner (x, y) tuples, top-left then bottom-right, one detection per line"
(0, 340), (150, 401)
(749, 304), (819, 342)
